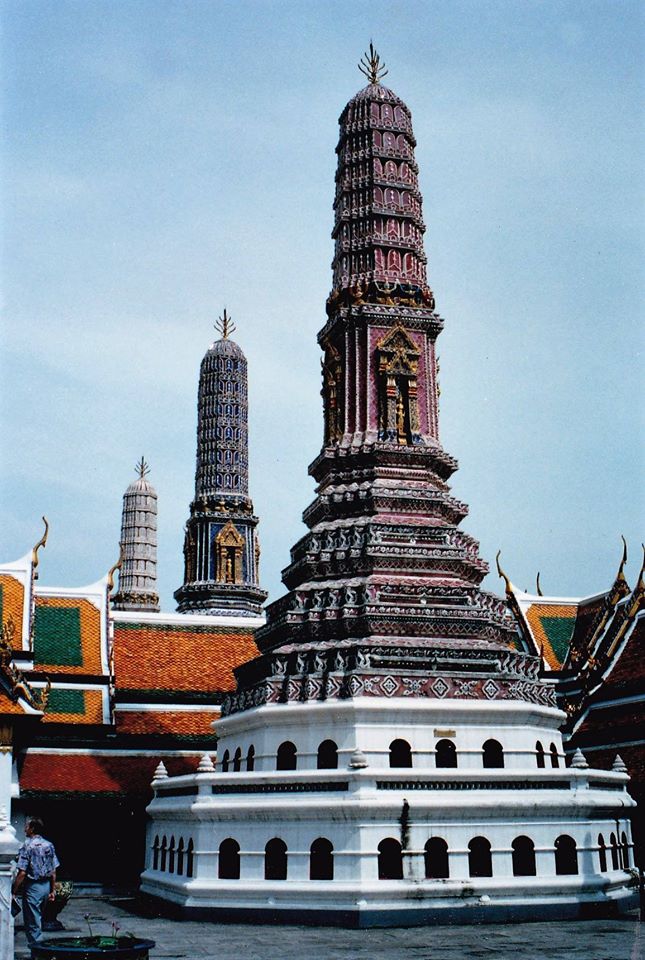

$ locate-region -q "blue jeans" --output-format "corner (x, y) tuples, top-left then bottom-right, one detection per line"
(22, 878), (50, 948)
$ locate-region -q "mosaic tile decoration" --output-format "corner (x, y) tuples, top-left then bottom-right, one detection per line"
(34, 596), (104, 675)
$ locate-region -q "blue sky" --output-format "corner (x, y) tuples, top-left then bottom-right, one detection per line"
(1, 0), (643, 608)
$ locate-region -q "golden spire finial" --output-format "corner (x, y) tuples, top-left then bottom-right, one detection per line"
(496, 550), (513, 597)
(136, 456), (150, 480)
(358, 42), (388, 85)
(214, 308), (236, 340)
(32, 516), (49, 572)
(536, 572), (543, 596)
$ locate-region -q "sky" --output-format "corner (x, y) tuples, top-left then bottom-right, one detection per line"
(1, 0), (643, 610)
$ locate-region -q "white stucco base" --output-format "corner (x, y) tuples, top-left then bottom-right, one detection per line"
(141, 698), (638, 926)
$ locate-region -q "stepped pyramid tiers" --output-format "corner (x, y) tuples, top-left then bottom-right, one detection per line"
(142, 51), (637, 926)
(112, 458), (160, 612)
(175, 311), (267, 617)
(236, 46), (518, 691)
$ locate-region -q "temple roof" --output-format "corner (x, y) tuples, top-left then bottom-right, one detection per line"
(19, 750), (202, 798)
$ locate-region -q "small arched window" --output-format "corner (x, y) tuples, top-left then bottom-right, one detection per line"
(373, 158), (383, 177)
(160, 836), (168, 872)
(233, 747), (242, 772)
(152, 836), (160, 871)
(219, 838), (240, 880)
(549, 743), (560, 768)
(435, 739), (457, 769)
(536, 741), (545, 768)
(424, 838), (449, 879)
(468, 837), (492, 878)
(378, 838), (403, 880)
(554, 835), (578, 875)
(168, 836), (175, 873)
(265, 838), (288, 880)
(310, 838), (334, 880)
(221, 749), (230, 773)
(610, 832), (619, 870)
(511, 836), (536, 876)
(177, 838), (184, 876)
(246, 745), (255, 772)
(373, 186), (384, 205)
(383, 131), (396, 151)
(276, 741), (297, 771)
(317, 740), (338, 770)
(598, 834), (607, 873)
(389, 739), (412, 769)
(621, 831), (630, 869)
(186, 839), (194, 878)
(482, 739), (504, 769)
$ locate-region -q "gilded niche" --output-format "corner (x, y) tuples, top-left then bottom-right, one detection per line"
(376, 325), (421, 444)
(215, 521), (245, 585)
(321, 340), (344, 445)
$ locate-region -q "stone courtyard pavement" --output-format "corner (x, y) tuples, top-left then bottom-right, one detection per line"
(15, 895), (642, 960)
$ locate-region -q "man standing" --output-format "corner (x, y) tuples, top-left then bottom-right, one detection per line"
(11, 817), (59, 951)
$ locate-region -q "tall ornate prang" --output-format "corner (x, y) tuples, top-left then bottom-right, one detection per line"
(240, 47), (517, 678)
(142, 51), (638, 927)
(175, 312), (267, 617)
(112, 458), (160, 612)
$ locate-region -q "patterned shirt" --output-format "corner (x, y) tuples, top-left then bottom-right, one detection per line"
(17, 835), (60, 881)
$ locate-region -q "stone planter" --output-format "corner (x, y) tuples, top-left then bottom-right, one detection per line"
(31, 937), (155, 959)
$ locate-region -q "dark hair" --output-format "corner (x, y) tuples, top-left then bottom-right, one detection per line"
(26, 817), (44, 835)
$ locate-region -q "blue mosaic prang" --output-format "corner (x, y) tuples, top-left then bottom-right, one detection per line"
(175, 332), (267, 617)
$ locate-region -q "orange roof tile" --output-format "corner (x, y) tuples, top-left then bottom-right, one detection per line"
(113, 623), (258, 693)
(42, 688), (105, 725)
(0, 573), (26, 651)
(115, 709), (216, 738)
(20, 752), (201, 796)
(34, 596), (104, 675)
(0, 688), (31, 715)
(523, 602), (578, 670)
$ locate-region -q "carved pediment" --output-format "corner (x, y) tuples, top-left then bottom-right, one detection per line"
(377, 325), (420, 376)
(216, 521), (245, 548)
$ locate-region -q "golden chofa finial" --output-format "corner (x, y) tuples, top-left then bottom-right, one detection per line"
(536, 572), (543, 596)
(136, 456), (150, 479)
(358, 42), (388, 85)
(616, 534), (628, 583)
(214, 308), (236, 340)
(495, 550), (513, 597)
(107, 543), (125, 595)
(32, 516), (49, 572)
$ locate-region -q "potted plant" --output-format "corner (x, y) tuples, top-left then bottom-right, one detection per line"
(42, 880), (74, 932)
(31, 920), (155, 960)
